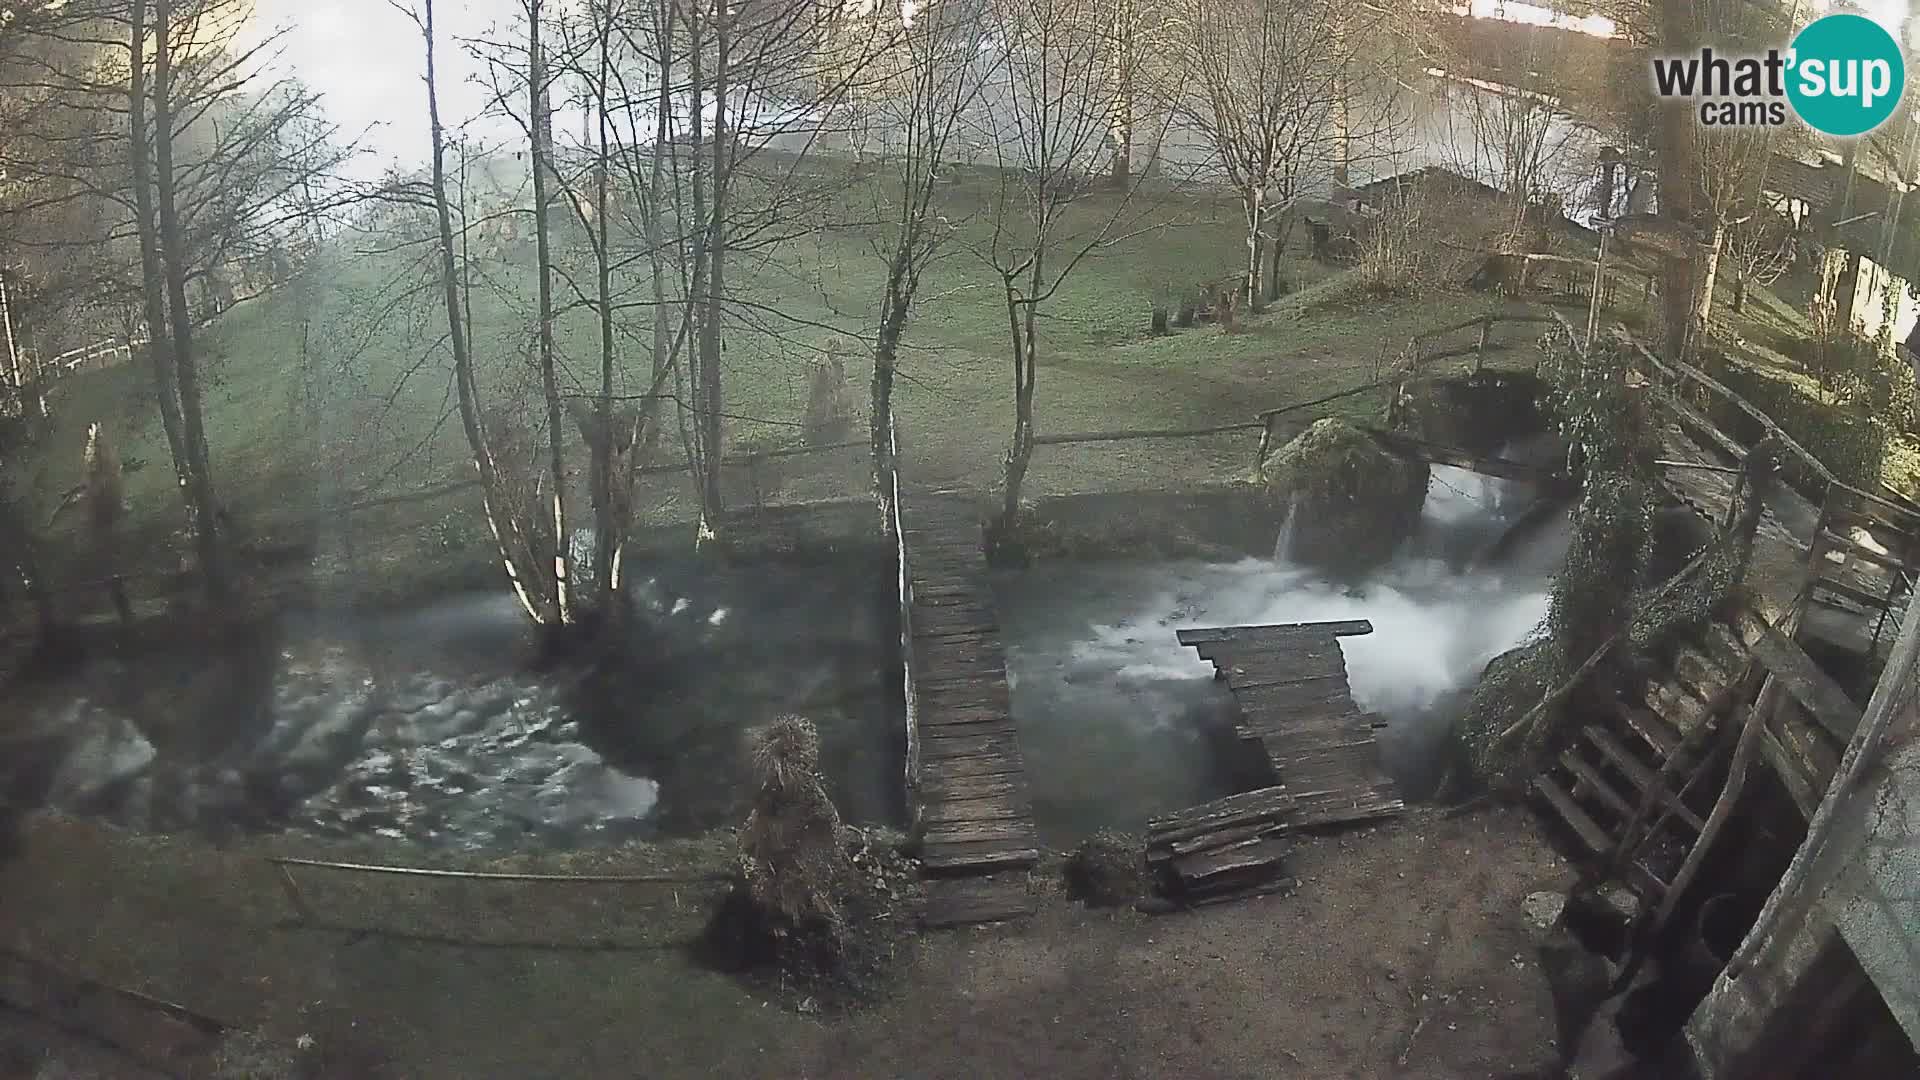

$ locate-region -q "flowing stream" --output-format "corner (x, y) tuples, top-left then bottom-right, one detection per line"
(1, 559), (902, 849)
(993, 465), (1570, 845)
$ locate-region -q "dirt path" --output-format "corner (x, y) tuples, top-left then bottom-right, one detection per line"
(0, 807), (1570, 1078)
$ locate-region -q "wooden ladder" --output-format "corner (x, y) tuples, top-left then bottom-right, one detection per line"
(1530, 616), (1752, 907)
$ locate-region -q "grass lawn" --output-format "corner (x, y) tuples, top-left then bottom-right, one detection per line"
(13, 167), (1594, 605)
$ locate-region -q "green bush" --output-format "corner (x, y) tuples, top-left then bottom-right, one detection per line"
(1699, 349), (1887, 495)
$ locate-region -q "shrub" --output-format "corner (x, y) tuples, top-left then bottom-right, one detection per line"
(1065, 829), (1149, 907)
(703, 715), (858, 983)
(1699, 349), (1887, 495)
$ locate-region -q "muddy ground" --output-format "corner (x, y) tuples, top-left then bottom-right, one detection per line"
(0, 805), (1571, 1078)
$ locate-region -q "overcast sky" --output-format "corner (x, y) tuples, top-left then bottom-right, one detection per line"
(255, 0), (1920, 178)
(249, 0), (529, 177)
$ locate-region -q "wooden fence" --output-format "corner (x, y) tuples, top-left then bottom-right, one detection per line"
(1032, 310), (1560, 475)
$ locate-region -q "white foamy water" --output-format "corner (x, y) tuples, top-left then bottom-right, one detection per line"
(995, 466), (1569, 839)
(5, 560), (900, 848)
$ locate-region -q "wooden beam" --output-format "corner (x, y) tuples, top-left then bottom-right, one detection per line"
(1032, 421), (1264, 447)
(1617, 330), (1920, 530)
(1177, 620), (1374, 645)
(1743, 616), (1864, 743)
(1356, 426), (1560, 483)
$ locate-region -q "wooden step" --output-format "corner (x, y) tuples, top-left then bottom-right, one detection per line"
(1617, 702), (1680, 757)
(1532, 774), (1610, 854)
(1530, 775), (1671, 900)
(920, 874), (1034, 928)
(1560, 749), (1635, 821)
(1585, 725), (1705, 833)
(1171, 834), (1292, 893)
(1809, 573), (1897, 612)
(1673, 644), (1734, 701)
(1145, 785), (1295, 847)
(1644, 679), (1714, 739)
(1746, 619), (1864, 743)
(918, 835), (1041, 875)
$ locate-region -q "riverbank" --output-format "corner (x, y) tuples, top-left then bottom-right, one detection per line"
(0, 805), (1570, 1077)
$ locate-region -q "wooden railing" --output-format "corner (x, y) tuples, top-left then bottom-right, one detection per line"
(1548, 308), (1920, 651)
(886, 409), (919, 821)
(1029, 310), (1562, 477)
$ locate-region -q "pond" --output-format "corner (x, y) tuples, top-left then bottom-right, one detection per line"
(993, 465), (1570, 846)
(1, 556), (904, 850)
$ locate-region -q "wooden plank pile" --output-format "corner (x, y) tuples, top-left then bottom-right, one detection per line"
(1145, 785), (1296, 904)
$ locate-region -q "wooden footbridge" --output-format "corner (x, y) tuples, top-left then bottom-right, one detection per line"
(894, 494), (1407, 923)
(895, 488), (1042, 928)
(1176, 621), (1404, 831)
(1138, 621), (1405, 905)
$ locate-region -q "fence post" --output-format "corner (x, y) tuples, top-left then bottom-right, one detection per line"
(1474, 317), (1492, 373)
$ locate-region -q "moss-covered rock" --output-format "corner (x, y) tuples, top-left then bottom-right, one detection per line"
(1262, 418), (1429, 574)
(1064, 829), (1149, 907)
(1453, 639), (1558, 791)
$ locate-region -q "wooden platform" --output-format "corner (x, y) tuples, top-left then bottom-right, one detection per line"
(1145, 785), (1297, 903)
(1176, 621), (1405, 831)
(899, 493), (1039, 922)
(1652, 406), (1907, 656)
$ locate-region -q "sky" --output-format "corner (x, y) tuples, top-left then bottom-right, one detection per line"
(248, 0), (529, 177)
(258, 0), (1920, 177)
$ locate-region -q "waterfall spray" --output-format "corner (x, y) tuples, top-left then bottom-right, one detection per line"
(1272, 493), (1300, 563)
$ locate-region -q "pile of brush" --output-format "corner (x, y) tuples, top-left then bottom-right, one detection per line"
(702, 715), (859, 982)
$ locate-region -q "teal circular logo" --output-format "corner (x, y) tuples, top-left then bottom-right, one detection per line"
(1786, 14), (1906, 137)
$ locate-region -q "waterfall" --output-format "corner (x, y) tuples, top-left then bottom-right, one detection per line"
(1273, 493), (1300, 563)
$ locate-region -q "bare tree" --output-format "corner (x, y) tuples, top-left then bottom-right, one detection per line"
(0, 0), (355, 606)
(855, 0), (995, 532)
(394, 0), (562, 627)
(975, 0), (1141, 534)
(1173, 0), (1391, 305)
(1725, 205), (1796, 315)
(1441, 76), (1576, 246)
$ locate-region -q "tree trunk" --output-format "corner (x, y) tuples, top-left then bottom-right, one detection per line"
(1141, 112), (1165, 179)
(1653, 0), (1700, 360)
(698, 6), (731, 528)
(125, 0), (191, 511)
(529, 0), (572, 625)
(1732, 271), (1748, 314)
(683, 8), (718, 537)
(636, 0), (674, 480)
(1268, 219), (1286, 301)
(591, 12), (619, 604)
(1108, 5), (1133, 187)
(420, 0), (546, 625)
(152, 0), (226, 604)
(1692, 220), (1725, 332)
(997, 254), (1044, 536)
(873, 246), (911, 536)
(0, 489), (56, 641)
(1243, 188), (1264, 306)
